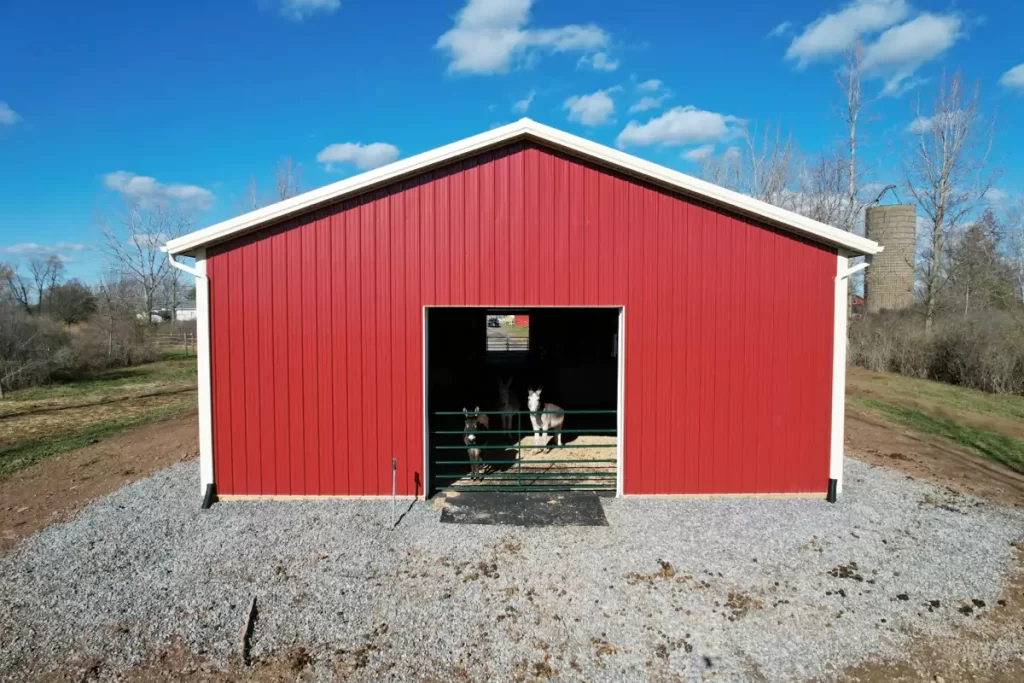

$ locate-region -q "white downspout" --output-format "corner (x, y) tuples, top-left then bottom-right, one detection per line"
(828, 255), (871, 502)
(165, 249), (216, 506)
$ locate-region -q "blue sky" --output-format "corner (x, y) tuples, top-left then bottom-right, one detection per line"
(1, 0), (1022, 281)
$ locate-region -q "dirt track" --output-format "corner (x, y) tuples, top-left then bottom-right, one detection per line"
(0, 411), (198, 552)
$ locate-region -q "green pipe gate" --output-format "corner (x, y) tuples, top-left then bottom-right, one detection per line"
(432, 409), (618, 493)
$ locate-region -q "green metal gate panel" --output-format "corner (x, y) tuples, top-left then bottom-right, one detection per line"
(432, 409), (617, 493)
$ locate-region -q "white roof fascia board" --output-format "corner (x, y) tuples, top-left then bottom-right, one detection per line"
(164, 118), (881, 257)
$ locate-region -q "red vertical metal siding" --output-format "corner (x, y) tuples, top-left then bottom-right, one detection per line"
(207, 143), (835, 496)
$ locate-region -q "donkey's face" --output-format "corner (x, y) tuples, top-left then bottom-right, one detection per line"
(498, 376), (512, 397)
(527, 388), (542, 408)
(463, 406), (484, 433)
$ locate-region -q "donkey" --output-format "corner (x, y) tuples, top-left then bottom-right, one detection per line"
(527, 387), (565, 450)
(497, 376), (520, 433)
(463, 407), (488, 479)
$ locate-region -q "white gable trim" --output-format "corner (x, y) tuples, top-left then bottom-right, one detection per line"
(164, 118), (881, 257)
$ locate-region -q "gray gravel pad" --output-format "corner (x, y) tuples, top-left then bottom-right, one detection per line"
(439, 491), (609, 526)
(1, 458), (1022, 682)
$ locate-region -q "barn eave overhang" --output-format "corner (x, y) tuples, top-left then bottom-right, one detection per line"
(163, 119), (882, 258)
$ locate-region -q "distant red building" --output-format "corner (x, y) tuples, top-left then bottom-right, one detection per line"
(513, 314), (530, 327)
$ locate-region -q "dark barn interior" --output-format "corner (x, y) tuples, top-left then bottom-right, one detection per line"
(426, 307), (620, 495)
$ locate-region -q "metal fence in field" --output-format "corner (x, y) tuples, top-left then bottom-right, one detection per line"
(151, 332), (196, 356)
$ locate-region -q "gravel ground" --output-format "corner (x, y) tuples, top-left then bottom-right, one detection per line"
(1, 458), (1022, 682)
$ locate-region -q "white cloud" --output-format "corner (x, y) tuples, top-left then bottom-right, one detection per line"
(563, 88), (617, 126)
(682, 144), (715, 161)
(627, 95), (668, 114)
(578, 51), (619, 71)
(785, 0), (909, 68)
(636, 78), (662, 92)
(436, 0), (608, 74)
(512, 90), (536, 114)
(767, 21), (793, 38)
(616, 106), (744, 148)
(316, 141), (400, 170)
(2, 242), (87, 257)
(103, 171), (214, 210)
(907, 109), (964, 134)
(986, 188), (1008, 205)
(999, 63), (1024, 92)
(0, 102), (21, 126)
(279, 0), (340, 21)
(862, 13), (961, 95)
(906, 115), (931, 134)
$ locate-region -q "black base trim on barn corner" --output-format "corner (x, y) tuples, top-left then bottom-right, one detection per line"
(826, 478), (838, 504)
(201, 483), (218, 510)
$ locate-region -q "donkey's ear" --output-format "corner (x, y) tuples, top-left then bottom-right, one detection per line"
(474, 405), (480, 412)
(462, 407), (468, 415)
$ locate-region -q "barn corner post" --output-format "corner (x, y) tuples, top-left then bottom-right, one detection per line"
(830, 251), (871, 503)
(166, 248), (215, 506)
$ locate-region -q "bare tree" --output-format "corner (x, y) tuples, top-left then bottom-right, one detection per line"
(240, 158), (303, 214)
(2, 262), (34, 315)
(698, 147), (741, 190)
(48, 279), (98, 325)
(697, 122), (795, 211)
(44, 255), (64, 302)
(834, 43), (869, 233)
(99, 200), (190, 321)
(274, 156), (302, 201)
(798, 147), (860, 229)
(1005, 199), (1024, 304)
(243, 174), (259, 212)
(741, 122), (796, 208)
(903, 71), (997, 331)
(28, 255), (64, 312)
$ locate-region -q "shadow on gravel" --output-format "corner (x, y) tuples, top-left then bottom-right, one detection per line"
(439, 491), (608, 526)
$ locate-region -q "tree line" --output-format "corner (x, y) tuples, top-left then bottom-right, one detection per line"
(0, 158), (303, 397)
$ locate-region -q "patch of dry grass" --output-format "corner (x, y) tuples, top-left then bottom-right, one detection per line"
(0, 354), (197, 476)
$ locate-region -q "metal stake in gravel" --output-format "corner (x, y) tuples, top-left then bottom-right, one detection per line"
(391, 457), (396, 528)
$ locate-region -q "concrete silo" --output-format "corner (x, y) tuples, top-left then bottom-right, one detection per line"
(864, 204), (915, 313)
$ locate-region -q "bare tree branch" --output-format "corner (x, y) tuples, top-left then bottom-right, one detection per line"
(903, 71), (1000, 331)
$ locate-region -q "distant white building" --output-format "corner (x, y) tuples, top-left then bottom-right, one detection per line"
(151, 299), (197, 322)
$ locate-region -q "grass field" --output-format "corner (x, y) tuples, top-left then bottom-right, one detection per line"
(848, 367), (1024, 474)
(0, 351), (197, 476)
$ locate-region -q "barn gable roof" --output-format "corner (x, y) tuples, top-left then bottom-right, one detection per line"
(164, 118), (881, 257)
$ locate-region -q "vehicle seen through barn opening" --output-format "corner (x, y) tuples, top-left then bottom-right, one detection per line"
(428, 307), (621, 495)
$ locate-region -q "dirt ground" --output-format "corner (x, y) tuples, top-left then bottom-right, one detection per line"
(828, 545), (1024, 683)
(846, 407), (1024, 509)
(0, 411), (198, 552)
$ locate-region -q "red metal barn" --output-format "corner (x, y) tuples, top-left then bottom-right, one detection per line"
(164, 119), (880, 502)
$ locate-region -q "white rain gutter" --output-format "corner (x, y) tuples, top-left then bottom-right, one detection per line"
(165, 249), (216, 508)
(828, 255), (872, 503)
(166, 250), (204, 280)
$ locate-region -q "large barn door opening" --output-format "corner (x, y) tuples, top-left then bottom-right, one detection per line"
(425, 307), (621, 497)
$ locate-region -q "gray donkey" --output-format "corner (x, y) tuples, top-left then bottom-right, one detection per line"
(462, 407), (488, 478)
(497, 376), (521, 432)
